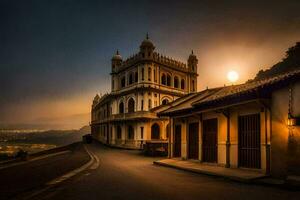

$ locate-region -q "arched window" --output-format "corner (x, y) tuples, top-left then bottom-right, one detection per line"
(128, 98), (135, 113)
(128, 125), (134, 139)
(148, 99), (152, 109)
(121, 77), (126, 88)
(135, 72), (138, 82)
(181, 79), (185, 89)
(167, 74), (171, 86)
(141, 100), (144, 111)
(161, 74), (166, 85)
(151, 123), (160, 139)
(117, 126), (122, 139)
(129, 73), (133, 85)
(174, 76), (179, 88)
(192, 80), (195, 91)
(119, 102), (124, 114)
(148, 67), (152, 81)
(162, 99), (169, 105)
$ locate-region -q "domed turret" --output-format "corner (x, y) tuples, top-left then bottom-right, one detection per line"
(93, 94), (100, 105)
(140, 33), (155, 49)
(140, 33), (155, 58)
(111, 50), (122, 73)
(188, 50), (197, 60)
(112, 50), (122, 61)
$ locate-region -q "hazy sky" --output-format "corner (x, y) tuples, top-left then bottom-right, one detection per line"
(0, 0), (300, 125)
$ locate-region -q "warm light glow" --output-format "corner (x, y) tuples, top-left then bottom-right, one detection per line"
(287, 114), (297, 126)
(227, 70), (239, 83)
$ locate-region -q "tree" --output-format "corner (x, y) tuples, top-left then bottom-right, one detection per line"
(253, 42), (300, 81)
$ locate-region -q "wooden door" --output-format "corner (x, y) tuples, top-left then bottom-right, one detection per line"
(188, 123), (199, 159)
(202, 118), (218, 163)
(238, 114), (261, 169)
(174, 125), (181, 157)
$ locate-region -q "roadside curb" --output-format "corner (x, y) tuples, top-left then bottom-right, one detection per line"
(46, 145), (97, 185)
(153, 161), (263, 183)
(11, 144), (99, 200)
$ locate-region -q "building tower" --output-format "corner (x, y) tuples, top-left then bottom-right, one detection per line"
(111, 50), (122, 92)
(187, 50), (198, 92)
(139, 34), (155, 59)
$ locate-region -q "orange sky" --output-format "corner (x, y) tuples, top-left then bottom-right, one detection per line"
(0, 0), (299, 128)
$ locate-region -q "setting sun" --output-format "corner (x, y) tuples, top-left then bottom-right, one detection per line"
(227, 70), (239, 83)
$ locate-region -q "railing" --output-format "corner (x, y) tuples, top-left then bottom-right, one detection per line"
(111, 82), (187, 95)
(91, 111), (158, 124)
(117, 52), (189, 72)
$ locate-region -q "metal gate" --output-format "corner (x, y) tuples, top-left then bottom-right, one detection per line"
(202, 118), (218, 163)
(188, 123), (199, 159)
(238, 114), (261, 169)
(174, 125), (181, 157)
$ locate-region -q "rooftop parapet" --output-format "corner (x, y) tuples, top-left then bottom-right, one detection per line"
(116, 51), (188, 72)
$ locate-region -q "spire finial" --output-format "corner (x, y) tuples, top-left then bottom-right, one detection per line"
(191, 50), (194, 55)
(146, 33), (149, 40)
(116, 49), (119, 55)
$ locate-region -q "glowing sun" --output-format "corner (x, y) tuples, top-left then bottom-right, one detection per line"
(227, 70), (239, 83)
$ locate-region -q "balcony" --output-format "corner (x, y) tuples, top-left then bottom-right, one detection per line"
(111, 111), (157, 121)
(91, 111), (158, 124)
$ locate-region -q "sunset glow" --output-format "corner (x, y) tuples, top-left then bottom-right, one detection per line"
(227, 70), (239, 83)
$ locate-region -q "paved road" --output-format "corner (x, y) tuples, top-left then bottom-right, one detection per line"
(0, 143), (89, 200)
(37, 143), (300, 200)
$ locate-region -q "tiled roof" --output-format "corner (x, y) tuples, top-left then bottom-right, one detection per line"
(193, 69), (300, 106)
(157, 87), (221, 114)
(152, 93), (198, 113)
(159, 69), (300, 116)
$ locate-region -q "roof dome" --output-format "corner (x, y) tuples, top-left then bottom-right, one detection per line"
(112, 50), (122, 60)
(140, 33), (155, 49)
(188, 50), (197, 60)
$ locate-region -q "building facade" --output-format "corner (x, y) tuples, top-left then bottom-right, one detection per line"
(91, 35), (198, 149)
(159, 70), (300, 179)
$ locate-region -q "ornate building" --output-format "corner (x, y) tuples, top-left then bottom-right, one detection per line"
(91, 35), (198, 149)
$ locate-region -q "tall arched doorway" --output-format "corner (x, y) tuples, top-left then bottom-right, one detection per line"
(128, 98), (135, 113)
(128, 125), (134, 139)
(117, 126), (122, 139)
(151, 123), (160, 139)
(119, 102), (124, 114)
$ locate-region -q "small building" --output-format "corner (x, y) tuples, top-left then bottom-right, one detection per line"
(90, 35), (198, 149)
(158, 69), (300, 179)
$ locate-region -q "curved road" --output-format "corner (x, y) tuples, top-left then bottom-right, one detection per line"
(0, 143), (89, 200)
(34, 143), (300, 200)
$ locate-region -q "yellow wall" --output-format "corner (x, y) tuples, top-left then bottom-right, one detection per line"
(271, 81), (300, 178)
(172, 101), (268, 173)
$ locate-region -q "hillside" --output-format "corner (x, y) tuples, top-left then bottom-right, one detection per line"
(253, 42), (300, 80)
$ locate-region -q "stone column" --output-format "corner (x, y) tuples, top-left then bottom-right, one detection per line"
(182, 120), (187, 160)
(169, 117), (174, 158)
(198, 115), (203, 161)
(225, 111), (231, 168)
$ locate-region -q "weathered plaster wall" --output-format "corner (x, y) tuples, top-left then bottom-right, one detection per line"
(271, 81), (300, 178)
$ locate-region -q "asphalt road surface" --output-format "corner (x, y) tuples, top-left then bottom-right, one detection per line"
(0, 143), (300, 200)
(0, 143), (89, 200)
(1, 142), (300, 200)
